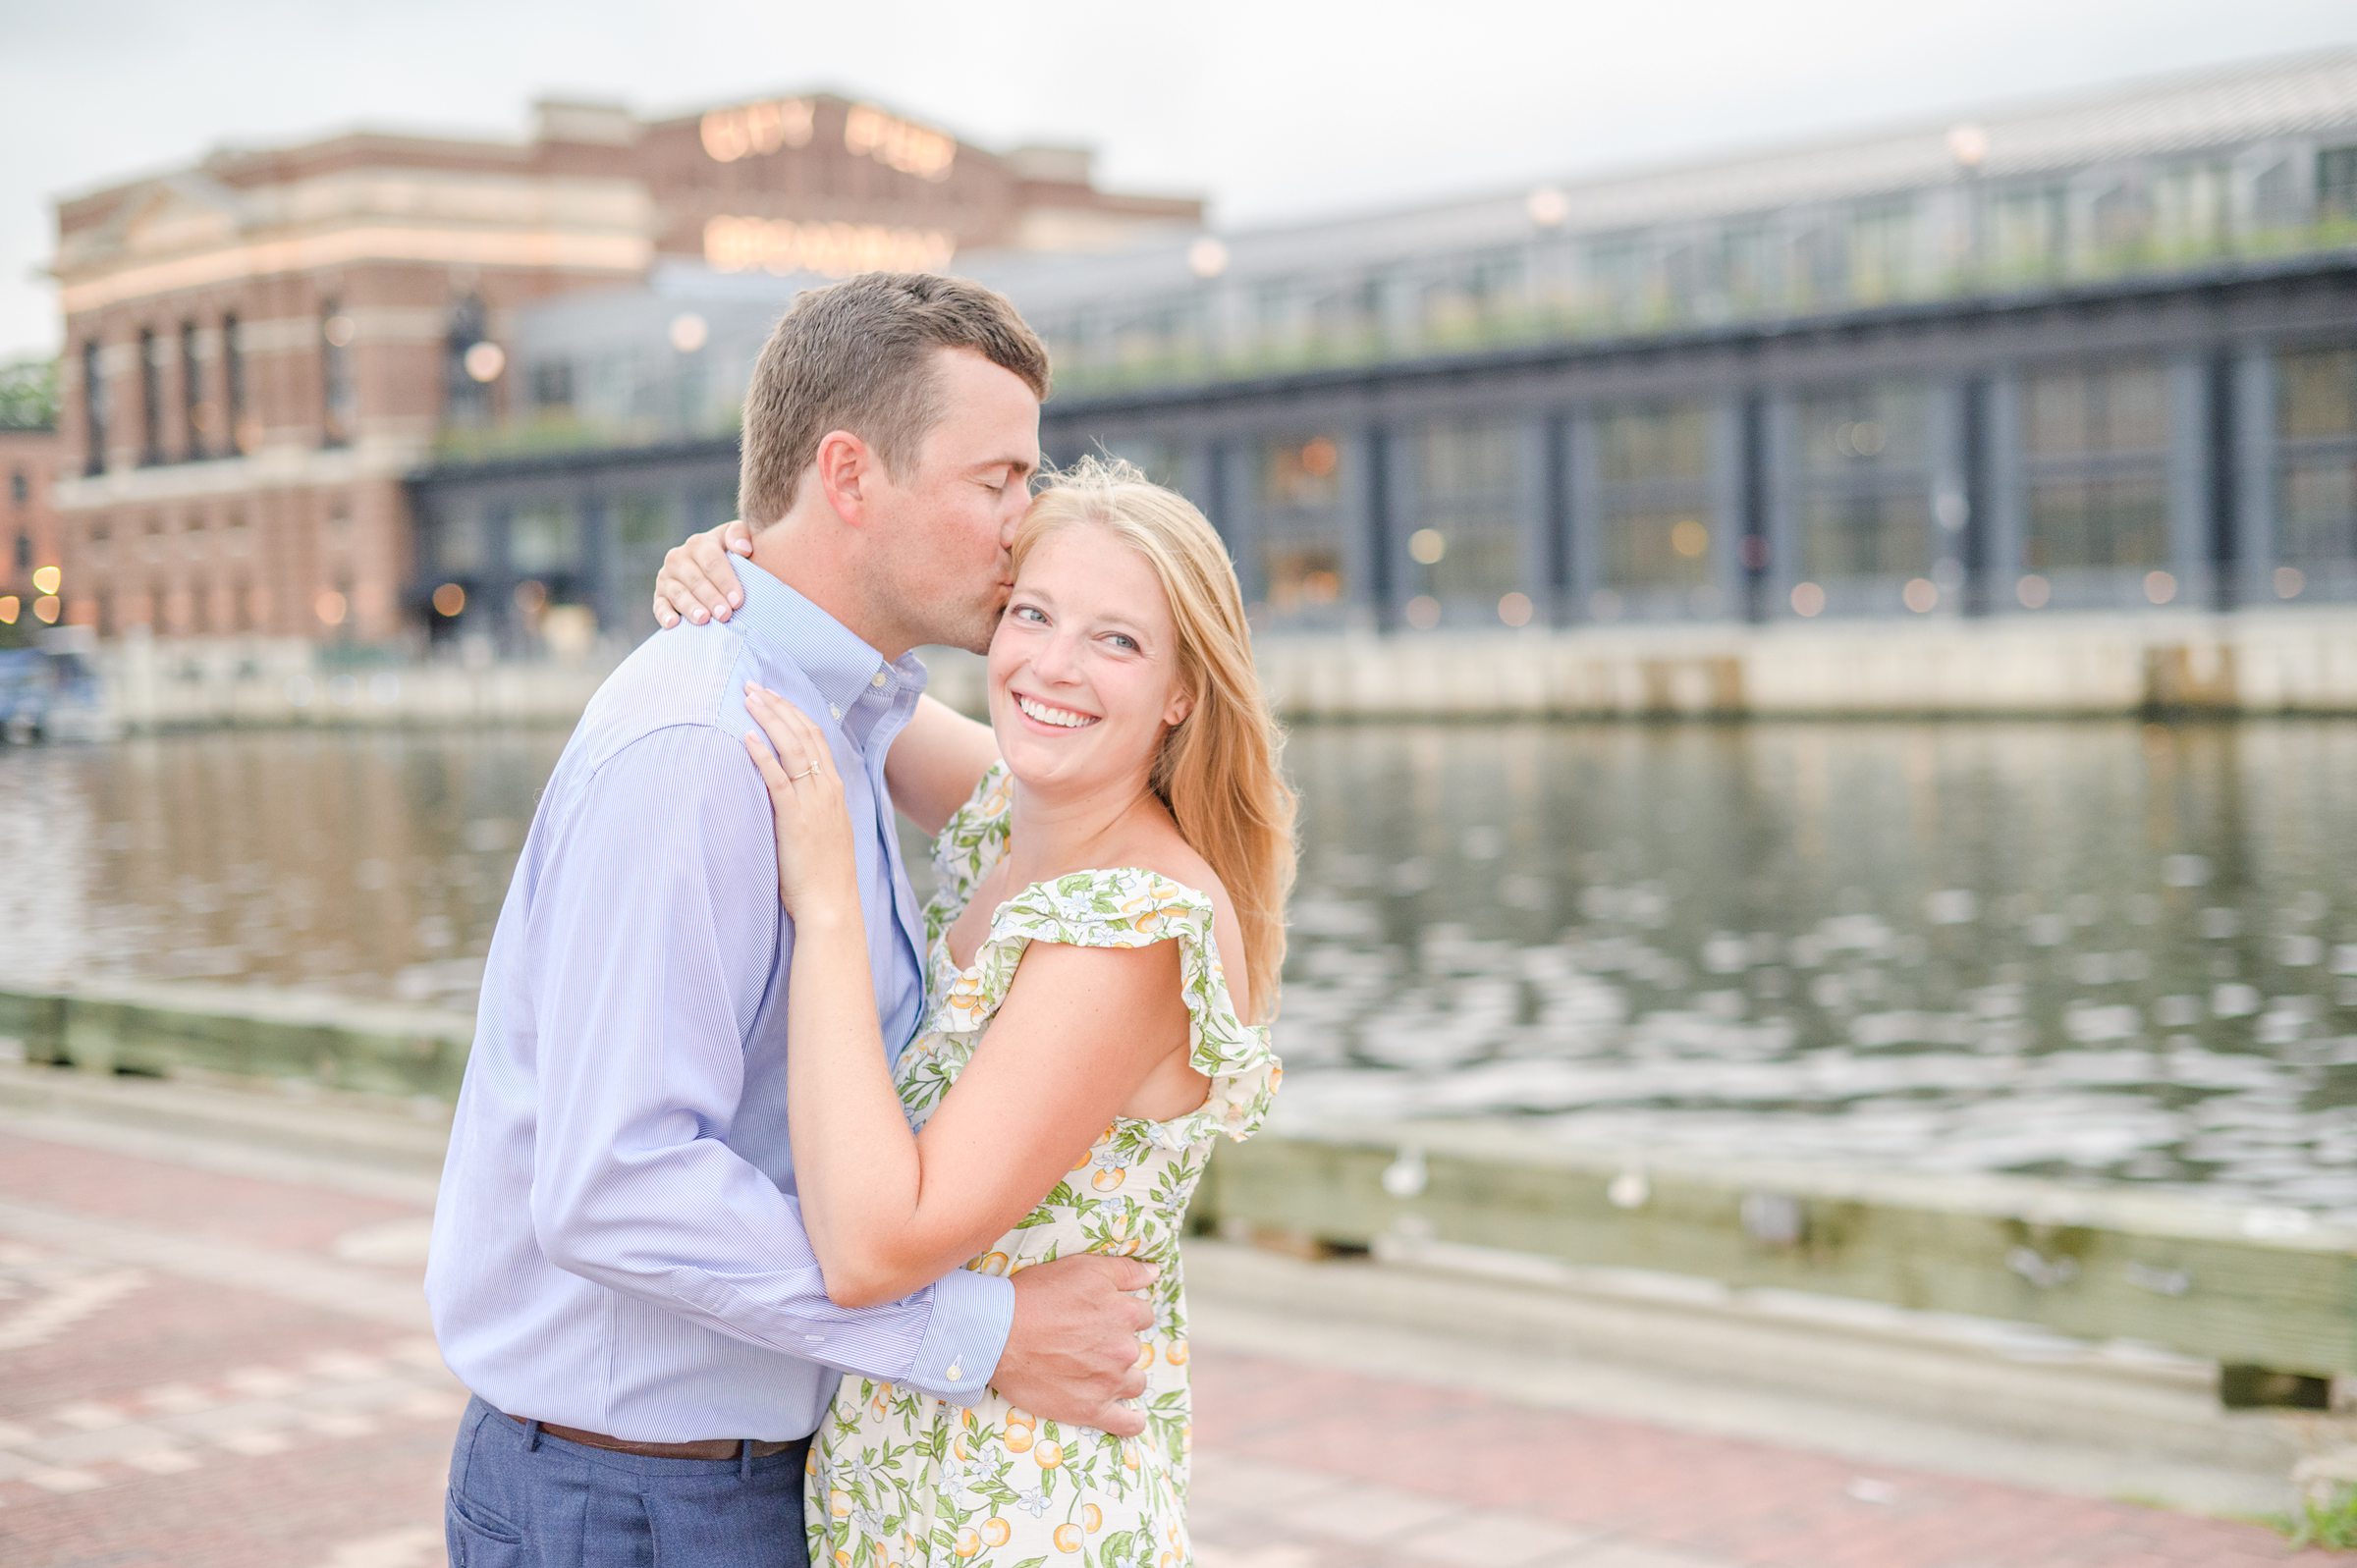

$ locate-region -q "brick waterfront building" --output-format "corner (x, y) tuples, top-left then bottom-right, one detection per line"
(1, 422), (61, 633)
(46, 93), (1198, 641)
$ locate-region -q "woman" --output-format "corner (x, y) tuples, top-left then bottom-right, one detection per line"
(652, 457), (1295, 1568)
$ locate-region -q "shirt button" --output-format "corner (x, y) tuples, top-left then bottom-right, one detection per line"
(870, 671), (889, 688)
(945, 1359), (964, 1382)
(828, 702), (843, 720)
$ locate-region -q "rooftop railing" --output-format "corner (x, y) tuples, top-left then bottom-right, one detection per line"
(1041, 217), (2357, 398)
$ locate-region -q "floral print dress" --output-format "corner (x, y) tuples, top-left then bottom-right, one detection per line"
(807, 763), (1280, 1568)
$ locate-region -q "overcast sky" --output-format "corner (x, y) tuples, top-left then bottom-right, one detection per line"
(5, 0), (2355, 359)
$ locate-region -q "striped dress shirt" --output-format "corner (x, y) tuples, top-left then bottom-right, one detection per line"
(425, 561), (1014, 1441)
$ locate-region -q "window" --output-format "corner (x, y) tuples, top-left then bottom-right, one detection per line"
(1583, 235), (1650, 323)
(528, 359), (576, 412)
(1849, 202), (1914, 303)
(1404, 420), (1525, 622)
(2251, 158), (2298, 232)
(2316, 146), (2357, 224)
(1788, 383), (1936, 589)
(436, 509), (489, 575)
(321, 299), (355, 447)
(138, 327), (163, 464)
(445, 296), (493, 427)
(2274, 346), (2357, 594)
(1420, 251), (1524, 340)
(81, 339), (106, 474)
(222, 313), (248, 455)
(12, 532), (27, 569)
(1099, 438), (1176, 487)
(510, 502), (578, 576)
(8, 468), (25, 507)
(1103, 299), (1206, 371)
(1256, 434), (1347, 619)
(2153, 161), (2233, 253)
(180, 320), (204, 460)
(1989, 186), (2066, 277)
(1593, 403), (1720, 610)
(1718, 222), (1776, 312)
(2021, 361), (2171, 573)
(2088, 183), (2151, 253)
(1792, 223), (1847, 306)
(614, 494), (676, 609)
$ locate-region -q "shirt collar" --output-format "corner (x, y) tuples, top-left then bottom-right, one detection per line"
(729, 560), (927, 726)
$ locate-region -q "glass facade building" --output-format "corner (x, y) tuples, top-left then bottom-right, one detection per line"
(411, 49), (2357, 643)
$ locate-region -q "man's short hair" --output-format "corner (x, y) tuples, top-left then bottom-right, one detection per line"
(738, 272), (1051, 529)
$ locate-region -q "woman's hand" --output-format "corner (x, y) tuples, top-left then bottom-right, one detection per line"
(741, 683), (861, 925)
(653, 518), (756, 626)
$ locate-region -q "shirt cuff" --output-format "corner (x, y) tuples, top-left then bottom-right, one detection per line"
(903, 1267), (1014, 1405)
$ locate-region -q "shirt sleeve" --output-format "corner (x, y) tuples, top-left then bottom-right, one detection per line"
(519, 722), (1013, 1402)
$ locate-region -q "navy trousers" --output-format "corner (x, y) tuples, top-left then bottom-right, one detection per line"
(444, 1396), (811, 1568)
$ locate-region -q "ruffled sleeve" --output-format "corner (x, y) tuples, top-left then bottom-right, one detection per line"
(937, 865), (1280, 1148)
(923, 761), (1014, 945)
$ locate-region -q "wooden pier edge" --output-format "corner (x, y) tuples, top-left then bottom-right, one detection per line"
(5, 979), (2351, 1392)
(1191, 1121), (2357, 1391)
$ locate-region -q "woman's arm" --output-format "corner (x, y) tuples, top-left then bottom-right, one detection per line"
(887, 697), (1000, 838)
(744, 687), (1183, 1309)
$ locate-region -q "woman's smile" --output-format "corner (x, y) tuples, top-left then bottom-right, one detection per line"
(1011, 690), (1101, 730)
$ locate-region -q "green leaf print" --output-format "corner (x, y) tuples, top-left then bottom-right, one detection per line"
(808, 767), (1279, 1568)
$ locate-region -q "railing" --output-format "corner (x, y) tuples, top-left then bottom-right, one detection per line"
(1044, 221), (2357, 398)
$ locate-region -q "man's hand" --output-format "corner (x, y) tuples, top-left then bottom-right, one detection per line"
(991, 1254), (1156, 1436)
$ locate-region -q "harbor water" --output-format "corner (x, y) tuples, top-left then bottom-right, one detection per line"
(2, 719), (2352, 1221)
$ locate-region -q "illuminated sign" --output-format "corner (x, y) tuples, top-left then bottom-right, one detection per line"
(700, 98), (955, 183)
(701, 98), (816, 163)
(843, 105), (956, 182)
(704, 216), (956, 278)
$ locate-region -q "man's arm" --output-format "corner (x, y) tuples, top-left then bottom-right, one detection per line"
(884, 695), (1000, 838)
(519, 722), (1010, 1402)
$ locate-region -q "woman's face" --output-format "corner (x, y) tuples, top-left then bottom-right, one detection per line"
(986, 521), (1192, 794)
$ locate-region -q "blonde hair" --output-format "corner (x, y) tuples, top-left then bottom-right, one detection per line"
(1014, 456), (1297, 1023)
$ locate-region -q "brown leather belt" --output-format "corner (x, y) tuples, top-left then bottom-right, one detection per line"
(502, 1411), (804, 1462)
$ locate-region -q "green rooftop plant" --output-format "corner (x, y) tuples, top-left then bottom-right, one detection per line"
(0, 356), (57, 431)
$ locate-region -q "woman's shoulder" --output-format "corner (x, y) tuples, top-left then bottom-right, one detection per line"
(1124, 838), (1231, 915)
(1073, 834), (1250, 1003)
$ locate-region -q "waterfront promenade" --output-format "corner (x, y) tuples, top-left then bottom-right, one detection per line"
(60, 609), (2357, 736)
(0, 1061), (2338, 1568)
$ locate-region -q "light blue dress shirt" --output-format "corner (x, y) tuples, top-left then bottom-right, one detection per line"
(425, 562), (1014, 1442)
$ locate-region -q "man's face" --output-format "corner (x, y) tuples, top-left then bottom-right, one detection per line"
(868, 349), (1041, 655)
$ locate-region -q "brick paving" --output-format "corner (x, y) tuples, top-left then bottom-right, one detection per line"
(0, 1121), (2337, 1568)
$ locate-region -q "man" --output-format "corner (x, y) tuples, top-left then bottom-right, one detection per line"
(425, 273), (1151, 1568)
